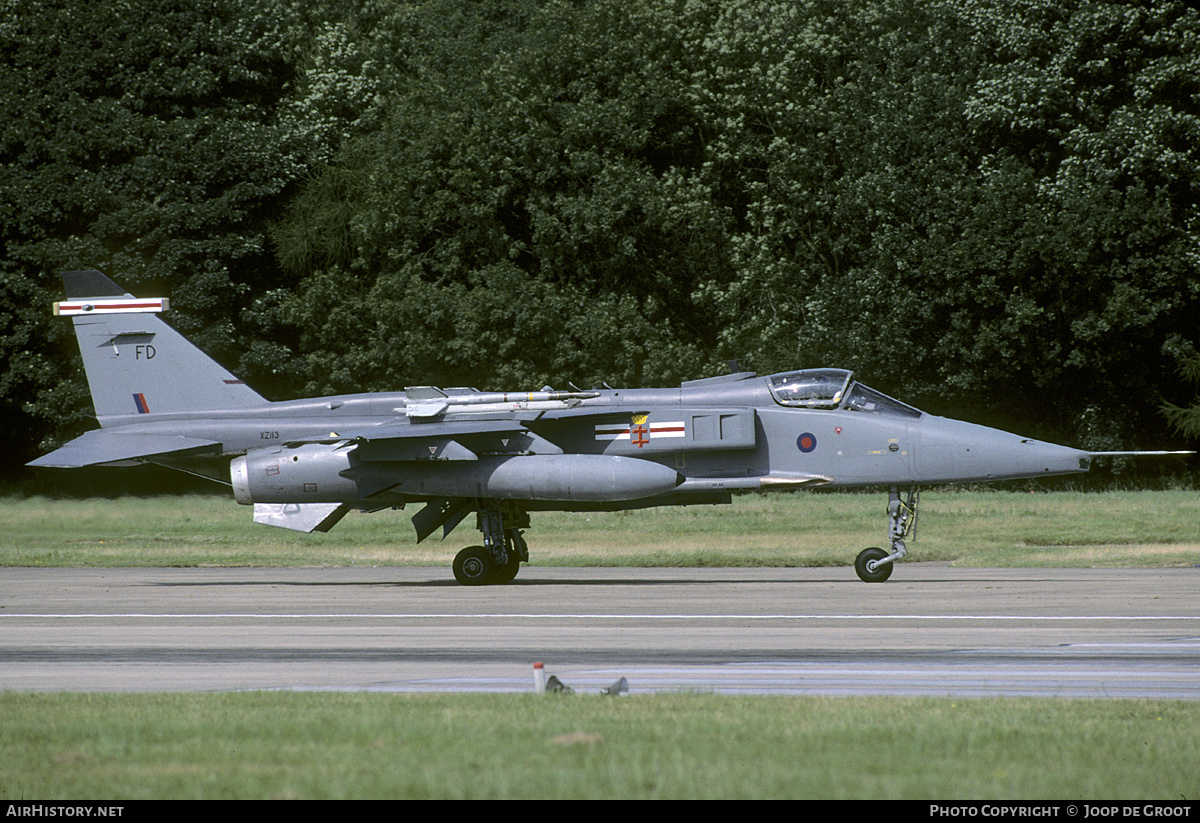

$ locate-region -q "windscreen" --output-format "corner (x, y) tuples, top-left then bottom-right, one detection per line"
(842, 382), (922, 418)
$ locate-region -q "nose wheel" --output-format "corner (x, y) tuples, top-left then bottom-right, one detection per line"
(854, 547), (893, 582)
(854, 486), (917, 582)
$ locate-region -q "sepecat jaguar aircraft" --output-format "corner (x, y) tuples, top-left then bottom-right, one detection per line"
(29, 270), (1190, 584)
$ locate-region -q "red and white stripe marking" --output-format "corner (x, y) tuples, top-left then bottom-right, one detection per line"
(54, 297), (168, 316)
(595, 420), (686, 447)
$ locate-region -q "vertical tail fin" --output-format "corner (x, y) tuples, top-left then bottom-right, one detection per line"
(59, 270), (267, 421)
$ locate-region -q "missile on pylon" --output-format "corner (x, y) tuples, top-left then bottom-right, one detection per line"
(403, 386), (601, 419)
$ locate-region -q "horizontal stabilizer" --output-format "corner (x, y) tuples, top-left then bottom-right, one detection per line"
(27, 429), (221, 468)
(253, 503), (350, 533)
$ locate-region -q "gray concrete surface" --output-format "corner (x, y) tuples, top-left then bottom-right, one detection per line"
(1, 564), (1197, 697)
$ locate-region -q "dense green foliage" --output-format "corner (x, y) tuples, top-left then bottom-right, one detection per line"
(1163, 352), (1200, 439)
(1, 0), (327, 469)
(3, 0), (1198, 480)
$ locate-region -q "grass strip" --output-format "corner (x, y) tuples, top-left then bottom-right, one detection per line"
(2, 691), (1197, 799)
(2, 490), (1197, 569)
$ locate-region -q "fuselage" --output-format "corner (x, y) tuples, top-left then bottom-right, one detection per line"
(96, 369), (1092, 507)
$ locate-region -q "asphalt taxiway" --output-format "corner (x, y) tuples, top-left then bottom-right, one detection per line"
(2, 564), (1197, 698)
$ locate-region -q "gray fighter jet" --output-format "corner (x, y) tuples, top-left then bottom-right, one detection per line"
(29, 270), (1189, 584)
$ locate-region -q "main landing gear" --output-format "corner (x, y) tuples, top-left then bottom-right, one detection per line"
(452, 500), (529, 586)
(854, 486), (918, 583)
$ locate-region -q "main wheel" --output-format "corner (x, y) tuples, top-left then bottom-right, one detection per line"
(854, 547), (893, 583)
(490, 558), (520, 585)
(453, 546), (493, 586)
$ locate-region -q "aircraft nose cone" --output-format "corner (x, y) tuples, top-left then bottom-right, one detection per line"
(916, 418), (1090, 483)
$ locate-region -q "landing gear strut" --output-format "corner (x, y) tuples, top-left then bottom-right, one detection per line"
(854, 486), (918, 583)
(452, 500), (529, 586)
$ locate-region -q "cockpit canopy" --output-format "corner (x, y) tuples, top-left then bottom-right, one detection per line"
(768, 369), (922, 418)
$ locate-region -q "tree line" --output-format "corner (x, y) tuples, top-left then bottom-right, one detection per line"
(2, 0), (1198, 484)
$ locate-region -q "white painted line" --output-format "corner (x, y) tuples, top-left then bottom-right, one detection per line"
(3, 613), (1199, 621)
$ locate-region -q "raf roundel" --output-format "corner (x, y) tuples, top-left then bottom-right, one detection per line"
(796, 432), (817, 453)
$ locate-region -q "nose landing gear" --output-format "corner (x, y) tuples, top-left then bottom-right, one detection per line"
(854, 486), (917, 583)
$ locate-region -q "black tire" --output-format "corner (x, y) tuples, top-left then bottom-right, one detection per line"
(490, 558), (520, 585)
(854, 547), (893, 583)
(453, 546), (493, 586)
